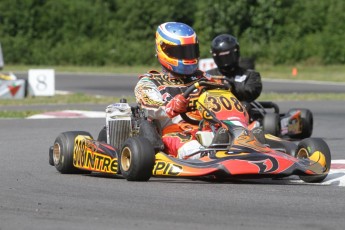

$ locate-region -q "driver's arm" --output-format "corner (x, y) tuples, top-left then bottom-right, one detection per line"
(134, 76), (171, 120)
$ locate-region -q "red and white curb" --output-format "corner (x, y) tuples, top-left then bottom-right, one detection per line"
(27, 110), (106, 119)
(320, 160), (345, 186)
(290, 160), (345, 186)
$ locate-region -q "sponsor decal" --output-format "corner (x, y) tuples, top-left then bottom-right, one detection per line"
(8, 84), (21, 96)
(235, 75), (247, 83)
(153, 161), (182, 176)
(0, 79), (25, 98)
(215, 151), (247, 158)
(73, 136), (118, 174)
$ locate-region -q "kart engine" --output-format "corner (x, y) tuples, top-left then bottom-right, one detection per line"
(105, 103), (132, 149)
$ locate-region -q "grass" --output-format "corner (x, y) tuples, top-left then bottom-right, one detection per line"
(258, 64), (345, 82)
(0, 93), (137, 118)
(0, 110), (44, 118)
(258, 92), (345, 101)
(0, 93), (136, 106)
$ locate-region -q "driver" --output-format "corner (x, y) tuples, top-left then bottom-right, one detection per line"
(135, 22), (216, 160)
(207, 34), (262, 103)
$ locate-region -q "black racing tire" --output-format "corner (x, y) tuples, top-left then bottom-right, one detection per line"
(290, 109), (313, 139)
(295, 138), (331, 183)
(263, 113), (280, 136)
(120, 137), (155, 181)
(53, 131), (93, 174)
(97, 126), (107, 143)
(49, 146), (54, 166)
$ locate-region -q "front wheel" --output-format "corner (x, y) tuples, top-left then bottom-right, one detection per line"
(120, 137), (155, 181)
(295, 138), (331, 183)
(52, 131), (93, 174)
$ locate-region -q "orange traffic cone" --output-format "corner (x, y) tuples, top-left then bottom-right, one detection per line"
(292, 67), (298, 76)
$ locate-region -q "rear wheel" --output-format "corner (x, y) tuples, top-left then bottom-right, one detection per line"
(97, 126), (107, 143)
(290, 109), (313, 139)
(120, 137), (155, 181)
(53, 131), (93, 174)
(295, 138), (331, 183)
(263, 113), (280, 136)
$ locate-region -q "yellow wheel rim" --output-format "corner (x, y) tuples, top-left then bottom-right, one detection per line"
(297, 148), (309, 159)
(53, 143), (61, 165)
(121, 147), (132, 171)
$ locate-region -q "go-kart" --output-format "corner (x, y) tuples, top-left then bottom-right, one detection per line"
(49, 77), (330, 183)
(247, 100), (313, 139)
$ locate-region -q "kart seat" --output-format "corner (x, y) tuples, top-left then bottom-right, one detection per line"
(208, 127), (232, 148)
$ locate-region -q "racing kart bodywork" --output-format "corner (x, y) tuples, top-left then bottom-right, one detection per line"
(247, 101), (313, 140)
(49, 78), (330, 183)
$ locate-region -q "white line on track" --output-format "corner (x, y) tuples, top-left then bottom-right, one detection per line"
(27, 110), (105, 119)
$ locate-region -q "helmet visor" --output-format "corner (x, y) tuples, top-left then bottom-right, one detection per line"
(212, 49), (239, 68)
(161, 42), (199, 60)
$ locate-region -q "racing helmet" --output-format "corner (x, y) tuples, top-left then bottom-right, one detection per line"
(210, 34), (240, 70)
(156, 22), (200, 75)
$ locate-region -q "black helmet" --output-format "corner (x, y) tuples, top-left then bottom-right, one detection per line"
(210, 34), (240, 71)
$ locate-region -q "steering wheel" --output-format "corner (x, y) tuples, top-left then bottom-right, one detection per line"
(180, 81), (230, 125)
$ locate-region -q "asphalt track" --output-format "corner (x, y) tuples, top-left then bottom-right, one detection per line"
(1, 73), (345, 230)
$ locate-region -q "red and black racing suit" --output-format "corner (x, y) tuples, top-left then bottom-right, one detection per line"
(134, 69), (211, 159)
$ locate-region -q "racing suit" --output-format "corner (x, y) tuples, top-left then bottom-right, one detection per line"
(207, 66), (262, 103)
(134, 69), (212, 159)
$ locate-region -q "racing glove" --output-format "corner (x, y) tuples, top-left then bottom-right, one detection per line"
(166, 94), (189, 118)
